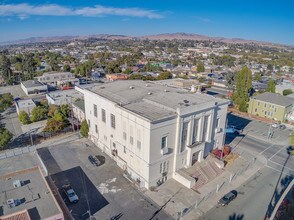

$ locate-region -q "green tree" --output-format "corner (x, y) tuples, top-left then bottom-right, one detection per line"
(253, 72), (262, 81)
(43, 118), (65, 132)
(0, 53), (13, 81)
(267, 64), (273, 71)
(30, 106), (48, 122)
(48, 104), (59, 117)
(0, 128), (13, 148)
(59, 104), (70, 118)
(156, 71), (173, 80)
(63, 64), (71, 72)
(80, 119), (89, 138)
(225, 72), (236, 90)
(266, 79), (276, 93)
(124, 67), (132, 74)
(0, 93), (13, 112)
(18, 111), (30, 124)
(22, 53), (37, 80)
(197, 62), (205, 72)
(232, 66), (252, 112)
(283, 89), (293, 96)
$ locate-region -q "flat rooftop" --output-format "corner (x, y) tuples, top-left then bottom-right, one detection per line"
(16, 99), (36, 109)
(21, 80), (45, 88)
(46, 89), (83, 102)
(88, 80), (227, 121)
(0, 167), (62, 219)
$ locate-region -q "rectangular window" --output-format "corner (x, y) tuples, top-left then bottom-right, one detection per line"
(265, 111), (267, 115)
(95, 124), (98, 133)
(123, 132), (127, 140)
(255, 108), (257, 112)
(202, 115), (210, 142)
(216, 118), (220, 128)
(161, 136), (167, 149)
(159, 163), (162, 173)
(93, 104), (97, 117)
(264, 103), (267, 108)
(124, 146), (126, 153)
(110, 114), (115, 129)
(275, 108), (277, 112)
(113, 142), (116, 148)
(167, 161), (169, 171)
(137, 140), (141, 149)
(192, 118), (199, 144)
(88, 120), (90, 128)
(101, 109), (106, 122)
(258, 102), (260, 106)
(130, 136), (134, 145)
(181, 122), (189, 151)
(163, 161), (166, 172)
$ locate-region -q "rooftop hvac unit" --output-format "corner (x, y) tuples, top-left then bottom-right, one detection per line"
(13, 180), (22, 188)
(7, 199), (15, 208)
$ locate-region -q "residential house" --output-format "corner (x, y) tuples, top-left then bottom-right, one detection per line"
(248, 92), (293, 122)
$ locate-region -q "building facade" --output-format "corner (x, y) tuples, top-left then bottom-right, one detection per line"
(248, 92), (293, 122)
(35, 71), (79, 88)
(83, 81), (228, 188)
(21, 80), (48, 96)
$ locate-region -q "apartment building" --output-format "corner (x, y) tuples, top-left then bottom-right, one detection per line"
(248, 92), (293, 122)
(34, 71), (79, 87)
(83, 80), (228, 188)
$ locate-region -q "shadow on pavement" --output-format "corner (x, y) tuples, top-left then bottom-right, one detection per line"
(228, 213), (244, 220)
(264, 154), (293, 219)
(50, 166), (109, 220)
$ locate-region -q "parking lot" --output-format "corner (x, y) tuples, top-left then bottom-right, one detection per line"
(37, 139), (172, 220)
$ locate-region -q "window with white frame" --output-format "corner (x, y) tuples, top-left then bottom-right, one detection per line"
(101, 109), (106, 122)
(95, 124), (98, 133)
(123, 132), (127, 140)
(130, 136), (134, 145)
(93, 104), (97, 117)
(137, 140), (141, 150)
(110, 114), (115, 129)
(161, 136), (167, 149)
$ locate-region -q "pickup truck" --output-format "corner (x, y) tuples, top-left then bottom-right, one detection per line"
(62, 184), (79, 203)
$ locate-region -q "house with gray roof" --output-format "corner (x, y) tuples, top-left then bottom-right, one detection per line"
(248, 92), (293, 122)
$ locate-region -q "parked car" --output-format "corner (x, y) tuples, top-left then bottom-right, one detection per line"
(218, 190), (238, 206)
(272, 123), (286, 130)
(225, 127), (241, 134)
(88, 155), (100, 166)
(62, 184), (79, 203)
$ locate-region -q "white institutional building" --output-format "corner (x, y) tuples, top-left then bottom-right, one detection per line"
(83, 80), (229, 188)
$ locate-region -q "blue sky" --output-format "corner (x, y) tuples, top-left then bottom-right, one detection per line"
(0, 0), (293, 45)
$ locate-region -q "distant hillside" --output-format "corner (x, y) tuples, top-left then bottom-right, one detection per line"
(0, 32), (288, 47)
(141, 33), (278, 46)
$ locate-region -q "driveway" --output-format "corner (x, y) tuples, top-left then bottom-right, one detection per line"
(37, 139), (172, 220)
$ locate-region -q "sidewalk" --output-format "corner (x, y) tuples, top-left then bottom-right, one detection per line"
(144, 149), (265, 220)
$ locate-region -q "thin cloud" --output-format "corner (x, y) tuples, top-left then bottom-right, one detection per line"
(193, 16), (212, 23)
(0, 3), (163, 19)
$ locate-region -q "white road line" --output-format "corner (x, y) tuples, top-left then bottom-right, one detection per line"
(268, 160), (294, 172)
(259, 144), (275, 155)
(269, 146), (285, 160)
(265, 165), (293, 175)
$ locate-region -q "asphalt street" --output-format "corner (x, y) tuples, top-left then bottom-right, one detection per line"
(200, 114), (294, 220)
(200, 166), (292, 220)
